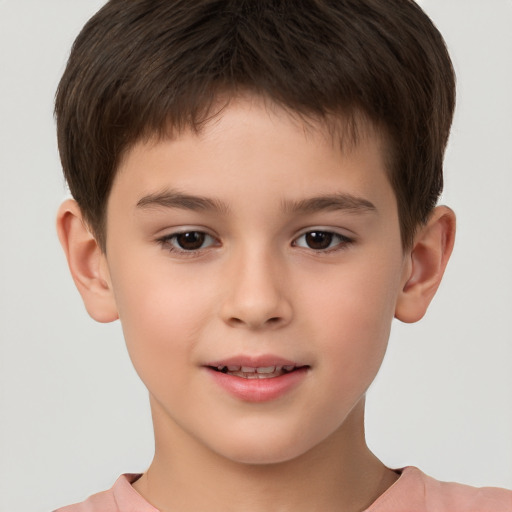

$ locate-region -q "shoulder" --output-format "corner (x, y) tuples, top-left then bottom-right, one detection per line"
(369, 467), (512, 512)
(53, 485), (117, 512)
(422, 469), (512, 511)
(53, 474), (157, 512)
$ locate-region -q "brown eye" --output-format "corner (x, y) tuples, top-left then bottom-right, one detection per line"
(304, 231), (333, 250)
(294, 230), (352, 251)
(175, 232), (207, 250)
(163, 231), (217, 252)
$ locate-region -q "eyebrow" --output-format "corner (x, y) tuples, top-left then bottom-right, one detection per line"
(136, 190), (230, 213)
(136, 189), (376, 215)
(282, 194), (377, 215)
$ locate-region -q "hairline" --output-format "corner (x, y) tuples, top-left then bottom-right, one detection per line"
(94, 93), (411, 256)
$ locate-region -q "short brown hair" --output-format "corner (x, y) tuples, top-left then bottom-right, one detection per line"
(55, 0), (455, 250)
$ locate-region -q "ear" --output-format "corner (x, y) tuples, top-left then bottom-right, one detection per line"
(56, 199), (119, 323)
(395, 206), (456, 323)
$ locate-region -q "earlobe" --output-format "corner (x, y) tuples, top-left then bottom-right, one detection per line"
(395, 206), (456, 323)
(56, 199), (119, 323)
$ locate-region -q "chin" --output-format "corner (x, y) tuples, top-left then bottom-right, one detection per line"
(209, 428), (322, 466)
(222, 447), (304, 466)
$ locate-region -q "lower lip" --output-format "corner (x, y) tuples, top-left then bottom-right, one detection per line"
(205, 367), (309, 402)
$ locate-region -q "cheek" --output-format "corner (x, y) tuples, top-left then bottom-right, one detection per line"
(109, 263), (214, 384)
(303, 254), (401, 332)
(303, 256), (402, 392)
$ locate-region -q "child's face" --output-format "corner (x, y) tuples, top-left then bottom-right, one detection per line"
(103, 97), (409, 464)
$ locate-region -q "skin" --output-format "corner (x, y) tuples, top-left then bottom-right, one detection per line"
(58, 96), (455, 512)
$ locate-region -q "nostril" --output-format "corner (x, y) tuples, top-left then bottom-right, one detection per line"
(227, 315), (282, 328)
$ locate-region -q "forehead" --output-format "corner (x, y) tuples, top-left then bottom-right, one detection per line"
(110, 96), (395, 218)
(119, 93), (388, 169)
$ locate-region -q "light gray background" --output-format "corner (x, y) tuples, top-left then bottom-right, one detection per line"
(0, 1), (511, 511)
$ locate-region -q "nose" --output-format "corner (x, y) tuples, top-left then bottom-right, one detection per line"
(219, 246), (293, 330)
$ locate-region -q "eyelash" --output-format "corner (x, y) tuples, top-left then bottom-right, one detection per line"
(292, 230), (353, 252)
(157, 229), (353, 256)
(157, 231), (219, 257)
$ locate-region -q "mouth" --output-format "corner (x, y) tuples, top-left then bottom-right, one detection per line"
(205, 357), (309, 401)
(209, 364), (305, 379)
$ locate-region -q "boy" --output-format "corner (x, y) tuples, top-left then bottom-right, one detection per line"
(53, 0), (511, 510)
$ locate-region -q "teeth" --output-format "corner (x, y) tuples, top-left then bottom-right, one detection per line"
(256, 366), (276, 374)
(213, 364), (299, 377)
(243, 372), (280, 379)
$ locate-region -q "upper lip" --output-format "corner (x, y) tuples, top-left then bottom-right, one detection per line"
(205, 355), (306, 369)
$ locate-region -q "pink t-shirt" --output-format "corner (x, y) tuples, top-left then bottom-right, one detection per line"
(54, 467), (512, 512)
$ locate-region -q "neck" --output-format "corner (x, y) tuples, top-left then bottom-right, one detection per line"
(133, 398), (398, 512)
